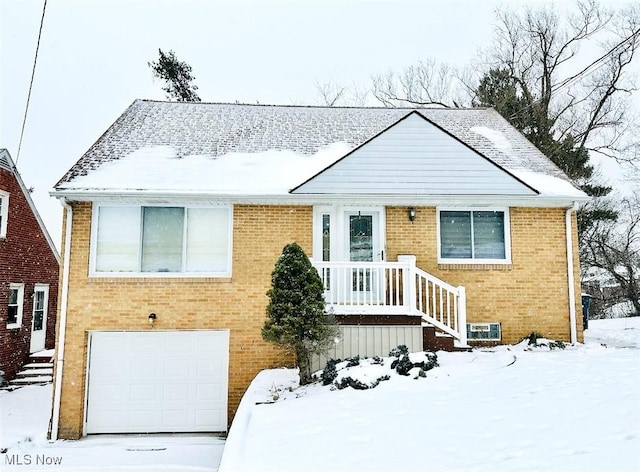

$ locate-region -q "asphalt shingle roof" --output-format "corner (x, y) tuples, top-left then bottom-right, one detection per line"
(55, 99), (572, 190)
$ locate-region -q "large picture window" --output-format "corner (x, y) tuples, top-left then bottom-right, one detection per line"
(438, 209), (509, 263)
(93, 205), (232, 276)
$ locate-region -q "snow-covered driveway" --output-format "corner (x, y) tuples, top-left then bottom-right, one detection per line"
(1, 384), (224, 471)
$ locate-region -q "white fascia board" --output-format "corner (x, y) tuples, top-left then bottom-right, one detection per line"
(51, 189), (589, 208)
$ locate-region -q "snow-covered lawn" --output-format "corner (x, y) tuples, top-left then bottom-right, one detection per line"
(2, 318), (638, 471)
(221, 317), (640, 472)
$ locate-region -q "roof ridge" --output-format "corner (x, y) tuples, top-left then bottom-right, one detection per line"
(136, 98), (489, 111)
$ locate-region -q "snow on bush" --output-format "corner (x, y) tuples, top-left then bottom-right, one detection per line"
(317, 346), (439, 391)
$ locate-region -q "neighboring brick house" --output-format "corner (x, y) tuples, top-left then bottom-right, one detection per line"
(0, 149), (60, 382)
(50, 100), (588, 439)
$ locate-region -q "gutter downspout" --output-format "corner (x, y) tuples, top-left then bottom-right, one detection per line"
(566, 202), (579, 344)
(50, 199), (72, 441)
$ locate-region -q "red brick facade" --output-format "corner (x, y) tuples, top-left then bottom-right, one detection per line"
(0, 161), (59, 382)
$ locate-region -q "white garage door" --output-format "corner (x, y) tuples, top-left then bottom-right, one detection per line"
(86, 330), (229, 434)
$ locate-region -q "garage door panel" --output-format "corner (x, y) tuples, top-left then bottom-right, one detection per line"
(195, 409), (224, 427)
(86, 330), (229, 434)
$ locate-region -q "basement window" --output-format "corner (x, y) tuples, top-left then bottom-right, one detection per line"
(467, 322), (501, 341)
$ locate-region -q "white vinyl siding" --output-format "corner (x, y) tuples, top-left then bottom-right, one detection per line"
(438, 208), (511, 263)
(0, 190), (8, 238)
(311, 325), (422, 372)
(293, 113), (536, 195)
(92, 204), (232, 276)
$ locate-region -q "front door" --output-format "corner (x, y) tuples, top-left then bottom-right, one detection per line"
(314, 207), (385, 303)
(29, 285), (48, 353)
(345, 211), (382, 301)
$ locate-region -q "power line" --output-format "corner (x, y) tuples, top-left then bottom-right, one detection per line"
(16, 0), (48, 165)
(506, 27), (640, 122)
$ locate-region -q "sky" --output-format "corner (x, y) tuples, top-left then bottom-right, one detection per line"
(1, 0), (638, 249)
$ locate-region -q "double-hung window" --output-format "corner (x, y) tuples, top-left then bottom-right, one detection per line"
(0, 190), (8, 238)
(7, 283), (24, 328)
(438, 209), (510, 263)
(92, 204), (232, 276)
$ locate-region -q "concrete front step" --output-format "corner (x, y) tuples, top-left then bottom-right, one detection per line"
(10, 375), (53, 384)
(17, 368), (54, 377)
(27, 349), (55, 363)
(22, 362), (54, 369)
(1, 351), (56, 390)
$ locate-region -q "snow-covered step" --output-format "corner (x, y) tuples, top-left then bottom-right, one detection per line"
(30, 349), (55, 359)
(9, 375), (53, 384)
(22, 362), (53, 369)
(17, 368), (54, 377)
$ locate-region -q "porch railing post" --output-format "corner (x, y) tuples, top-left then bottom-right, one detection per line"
(398, 255), (417, 312)
(458, 286), (467, 346)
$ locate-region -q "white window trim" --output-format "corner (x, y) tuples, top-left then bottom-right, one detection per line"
(7, 283), (24, 329)
(436, 207), (512, 264)
(312, 205), (386, 262)
(89, 203), (233, 278)
(0, 190), (9, 238)
(32, 283), (49, 330)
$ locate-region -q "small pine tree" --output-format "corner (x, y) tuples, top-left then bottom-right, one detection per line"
(148, 49), (201, 102)
(262, 242), (339, 385)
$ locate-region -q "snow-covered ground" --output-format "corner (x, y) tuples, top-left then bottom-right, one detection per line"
(221, 317), (640, 472)
(1, 386), (225, 471)
(2, 318), (638, 471)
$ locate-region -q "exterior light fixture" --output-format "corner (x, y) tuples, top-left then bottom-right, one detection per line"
(408, 207), (416, 223)
(148, 313), (157, 324)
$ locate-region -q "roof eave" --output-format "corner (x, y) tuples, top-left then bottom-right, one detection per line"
(51, 188), (590, 207)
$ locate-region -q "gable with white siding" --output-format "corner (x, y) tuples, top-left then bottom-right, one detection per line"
(292, 112), (537, 196)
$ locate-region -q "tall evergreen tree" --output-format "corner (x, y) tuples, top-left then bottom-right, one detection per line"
(148, 49), (201, 102)
(262, 243), (339, 385)
(474, 68), (617, 234)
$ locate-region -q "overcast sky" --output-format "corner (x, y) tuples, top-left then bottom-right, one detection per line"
(1, 0), (637, 249)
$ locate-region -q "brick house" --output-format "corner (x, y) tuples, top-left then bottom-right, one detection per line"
(1, 149), (59, 382)
(50, 100), (588, 439)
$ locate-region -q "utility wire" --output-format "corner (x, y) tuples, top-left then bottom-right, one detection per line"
(16, 0), (48, 165)
(507, 28), (640, 122)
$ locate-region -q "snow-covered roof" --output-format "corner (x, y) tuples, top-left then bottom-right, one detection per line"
(53, 100), (588, 202)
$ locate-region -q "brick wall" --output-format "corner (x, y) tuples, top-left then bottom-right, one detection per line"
(0, 168), (59, 381)
(386, 206), (583, 344)
(55, 202), (582, 438)
(56, 203), (310, 439)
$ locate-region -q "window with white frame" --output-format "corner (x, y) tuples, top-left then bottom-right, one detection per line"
(93, 205), (232, 276)
(438, 209), (510, 263)
(7, 283), (24, 328)
(0, 191), (8, 238)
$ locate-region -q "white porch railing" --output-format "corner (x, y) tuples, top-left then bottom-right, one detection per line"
(313, 255), (467, 346)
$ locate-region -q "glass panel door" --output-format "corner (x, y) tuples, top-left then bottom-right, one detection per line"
(349, 214), (373, 294)
(345, 211), (382, 302)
